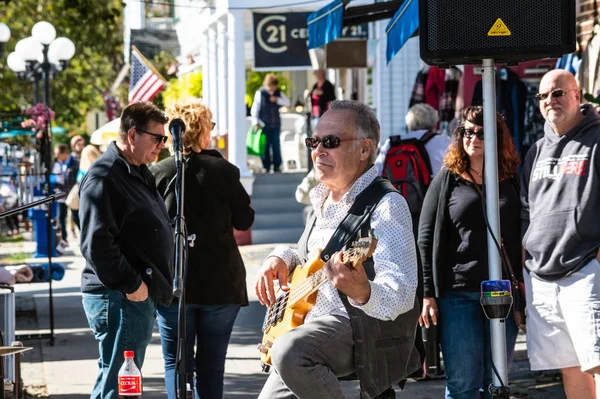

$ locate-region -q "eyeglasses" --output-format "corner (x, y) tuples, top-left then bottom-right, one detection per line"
(305, 135), (363, 150)
(136, 128), (168, 144)
(462, 128), (484, 140)
(535, 88), (578, 101)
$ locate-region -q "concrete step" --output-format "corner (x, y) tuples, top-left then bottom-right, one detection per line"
(251, 182), (300, 199)
(252, 227), (304, 245)
(253, 211), (305, 230)
(253, 172), (305, 186)
(251, 197), (306, 214)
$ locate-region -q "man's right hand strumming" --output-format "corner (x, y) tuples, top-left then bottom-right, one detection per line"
(126, 281), (149, 302)
(255, 256), (289, 307)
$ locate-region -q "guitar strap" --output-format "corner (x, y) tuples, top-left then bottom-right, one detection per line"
(320, 176), (397, 263)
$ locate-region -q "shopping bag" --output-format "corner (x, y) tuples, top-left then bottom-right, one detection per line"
(246, 126), (266, 156)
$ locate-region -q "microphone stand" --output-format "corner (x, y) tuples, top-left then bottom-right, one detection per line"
(171, 131), (194, 399)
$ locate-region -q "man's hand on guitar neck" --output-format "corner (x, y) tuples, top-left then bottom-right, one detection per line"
(324, 252), (371, 305)
(256, 256), (290, 307)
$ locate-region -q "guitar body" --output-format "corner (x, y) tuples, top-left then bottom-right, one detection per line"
(258, 249), (325, 366)
(256, 234), (377, 369)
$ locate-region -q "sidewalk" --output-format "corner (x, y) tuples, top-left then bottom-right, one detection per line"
(2, 235), (566, 398)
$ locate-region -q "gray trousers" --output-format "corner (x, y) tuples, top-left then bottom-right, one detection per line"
(258, 315), (355, 399)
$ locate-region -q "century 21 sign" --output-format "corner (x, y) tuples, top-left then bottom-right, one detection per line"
(253, 12), (367, 70)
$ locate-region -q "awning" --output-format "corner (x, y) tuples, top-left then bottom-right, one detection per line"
(307, 0), (346, 50)
(385, 0), (419, 63)
(307, 0), (417, 62)
(0, 126), (65, 140)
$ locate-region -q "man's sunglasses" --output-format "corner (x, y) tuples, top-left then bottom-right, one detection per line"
(535, 88), (578, 101)
(305, 135), (362, 150)
(136, 128), (168, 144)
(462, 128), (484, 140)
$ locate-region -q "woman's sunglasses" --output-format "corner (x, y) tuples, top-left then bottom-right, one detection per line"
(305, 135), (362, 150)
(534, 88), (578, 101)
(462, 128), (484, 140)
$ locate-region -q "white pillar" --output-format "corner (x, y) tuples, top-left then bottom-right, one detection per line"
(208, 26), (218, 117)
(201, 31), (210, 104)
(123, 0), (145, 64)
(217, 18), (228, 134)
(228, 10), (251, 178)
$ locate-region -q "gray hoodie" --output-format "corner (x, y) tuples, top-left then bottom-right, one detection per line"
(521, 104), (600, 280)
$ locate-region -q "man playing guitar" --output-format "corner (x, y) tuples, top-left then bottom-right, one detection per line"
(255, 100), (422, 399)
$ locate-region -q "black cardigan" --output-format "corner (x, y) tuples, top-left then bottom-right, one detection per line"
(417, 167), (522, 298)
(150, 150), (254, 305)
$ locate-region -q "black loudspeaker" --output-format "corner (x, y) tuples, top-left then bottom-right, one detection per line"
(419, 0), (576, 66)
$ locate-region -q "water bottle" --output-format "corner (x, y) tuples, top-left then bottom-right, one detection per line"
(118, 350), (142, 398)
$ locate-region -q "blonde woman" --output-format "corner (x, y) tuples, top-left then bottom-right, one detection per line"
(150, 100), (254, 399)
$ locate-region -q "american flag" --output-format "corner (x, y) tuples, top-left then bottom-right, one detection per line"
(129, 46), (166, 104)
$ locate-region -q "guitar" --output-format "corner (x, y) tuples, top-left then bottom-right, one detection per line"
(257, 234), (378, 367)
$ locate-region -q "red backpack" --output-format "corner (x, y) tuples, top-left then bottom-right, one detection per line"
(381, 132), (437, 215)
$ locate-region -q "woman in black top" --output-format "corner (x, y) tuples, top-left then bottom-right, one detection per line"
(151, 100), (254, 399)
(417, 106), (522, 399)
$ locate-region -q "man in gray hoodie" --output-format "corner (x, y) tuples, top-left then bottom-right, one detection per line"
(521, 69), (600, 398)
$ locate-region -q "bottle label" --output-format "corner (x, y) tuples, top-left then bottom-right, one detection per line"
(118, 375), (142, 395)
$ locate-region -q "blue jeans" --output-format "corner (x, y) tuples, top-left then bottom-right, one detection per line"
(156, 302), (241, 399)
(82, 290), (156, 399)
(261, 126), (282, 172)
(438, 291), (519, 399)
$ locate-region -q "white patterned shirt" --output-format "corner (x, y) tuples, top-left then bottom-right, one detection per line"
(268, 166), (418, 323)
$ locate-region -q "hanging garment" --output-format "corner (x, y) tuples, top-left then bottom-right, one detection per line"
(409, 66), (430, 107)
(471, 68), (528, 159)
(555, 53), (582, 75)
(577, 26), (600, 96)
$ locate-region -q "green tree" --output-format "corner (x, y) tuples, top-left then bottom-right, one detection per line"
(162, 71), (203, 108)
(0, 0), (125, 138)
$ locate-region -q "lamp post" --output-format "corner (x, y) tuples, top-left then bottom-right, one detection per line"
(6, 21), (75, 345)
(0, 22), (10, 58)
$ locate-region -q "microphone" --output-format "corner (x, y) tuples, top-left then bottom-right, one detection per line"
(169, 118), (186, 151)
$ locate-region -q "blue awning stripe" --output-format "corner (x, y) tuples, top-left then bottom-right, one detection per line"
(307, 0), (345, 49)
(385, 0), (413, 35)
(307, 1), (344, 25)
(385, 0), (419, 64)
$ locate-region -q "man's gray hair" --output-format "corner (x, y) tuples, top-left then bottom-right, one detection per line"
(328, 100), (380, 163)
(405, 103), (439, 132)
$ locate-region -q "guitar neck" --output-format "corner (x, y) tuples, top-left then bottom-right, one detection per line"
(288, 269), (328, 306)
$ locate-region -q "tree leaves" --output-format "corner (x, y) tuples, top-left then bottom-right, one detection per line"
(0, 0), (125, 140)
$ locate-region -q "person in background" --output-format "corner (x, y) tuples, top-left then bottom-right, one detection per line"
(250, 74), (290, 173)
(375, 103), (450, 177)
(418, 106), (521, 399)
(151, 99), (254, 399)
(76, 145), (102, 184)
(79, 102), (173, 399)
(310, 69), (336, 124)
(52, 143), (79, 253)
(70, 135), (85, 161)
(521, 69), (600, 399)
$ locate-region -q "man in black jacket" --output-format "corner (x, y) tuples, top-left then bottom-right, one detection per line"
(79, 102), (173, 399)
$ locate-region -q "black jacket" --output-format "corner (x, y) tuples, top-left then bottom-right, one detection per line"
(150, 150), (254, 305)
(79, 142), (174, 306)
(418, 168), (523, 298)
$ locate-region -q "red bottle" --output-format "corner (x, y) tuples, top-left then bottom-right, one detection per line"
(118, 350), (142, 398)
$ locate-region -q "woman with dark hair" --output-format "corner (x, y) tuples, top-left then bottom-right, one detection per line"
(417, 106), (522, 399)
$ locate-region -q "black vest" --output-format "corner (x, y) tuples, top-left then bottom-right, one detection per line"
(297, 177), (424, 399)
(258, 88), (282, 128)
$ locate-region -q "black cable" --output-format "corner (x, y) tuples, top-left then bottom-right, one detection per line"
(475, 160), (508, 391)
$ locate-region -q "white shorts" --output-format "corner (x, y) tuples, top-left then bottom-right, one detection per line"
(525, 257), (600, 372)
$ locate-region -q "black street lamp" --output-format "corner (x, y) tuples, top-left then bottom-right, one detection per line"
(5, 21), (75, 345)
